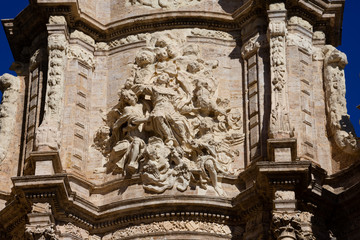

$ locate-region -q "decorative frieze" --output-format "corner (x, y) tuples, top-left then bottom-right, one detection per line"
(103, 220), (232, 239)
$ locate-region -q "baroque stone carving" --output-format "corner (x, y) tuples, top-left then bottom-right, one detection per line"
(25, 203), (57, 240)
(272, 211), (315, 240)
(25, 225), (57, 240)
(288, 16), (313, 32)
(126, 0), (204, 9)
(95, 30), (242, 195)
(241, 33), (267, 58)
(190, 28), (234, 40)
(36, 16), (68, 151)
(0, 74), (20, 163)
(67, 45), (95, 68)
(323, 45), (360, 154)
(108, 33), (149, 48)
(268, 5), (293, 138)
(102, 220), (232, 239)
(287, 33), (312, 53)
(56, 223), (99, 239)
(70, 30), (95, 47)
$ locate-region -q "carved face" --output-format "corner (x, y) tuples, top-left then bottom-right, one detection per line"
(135, 50), (155, 67)
(120, 89), (138, 106)
(155, 48), (168, 61)
(156, 73), (170, 85)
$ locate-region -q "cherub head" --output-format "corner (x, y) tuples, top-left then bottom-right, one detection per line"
(135, 49), (156, 68)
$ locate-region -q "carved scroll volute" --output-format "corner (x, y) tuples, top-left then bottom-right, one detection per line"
(323, 45), (360, 155)
(35, 16), (68, 151)
(267, 3), (292, 139)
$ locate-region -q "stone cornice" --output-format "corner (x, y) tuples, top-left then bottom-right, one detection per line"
(2, 0), (345, 61)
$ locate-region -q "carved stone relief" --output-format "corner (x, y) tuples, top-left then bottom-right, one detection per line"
(25, 203), (57, 240)
(56, 222), (99, 240)
(267, 4), (293, 139)
(36, 16), (68, 151)
(323, 45), (360, 155)
(0, 74), (21, 163)
(288, 16), (313, 32)
(126, 0), (204, 9)
(94, 30), (242, 195)
(272, 211), (315, 240)
(102, 220), (232, 239)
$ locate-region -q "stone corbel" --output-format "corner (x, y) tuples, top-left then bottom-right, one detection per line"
(323, 45), (360, 155)
(35, 16), (69, 152)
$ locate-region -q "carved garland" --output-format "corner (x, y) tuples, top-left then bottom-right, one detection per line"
(267, 4), (292, 139)
(36, 16), (68, 151)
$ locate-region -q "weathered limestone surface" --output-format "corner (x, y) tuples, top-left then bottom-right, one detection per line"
(0, 0), (359, 239)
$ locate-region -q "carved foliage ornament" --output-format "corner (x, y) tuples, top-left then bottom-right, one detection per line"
(272, 212), (315, 240)
(36, 16), (68, 151)
(268, 4), (292, 138)
(95, 31), (242, 196)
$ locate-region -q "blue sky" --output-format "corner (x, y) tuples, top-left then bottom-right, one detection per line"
(0, 0), (359, 134)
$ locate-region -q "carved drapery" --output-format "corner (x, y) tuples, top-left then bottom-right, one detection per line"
(35, 16), (68, 151)
(267, 3), (292, 139)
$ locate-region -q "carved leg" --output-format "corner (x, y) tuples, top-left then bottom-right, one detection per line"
(126, 139), (144, 174)
(203, 159), (224, 196)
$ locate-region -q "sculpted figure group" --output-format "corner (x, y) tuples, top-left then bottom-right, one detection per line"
(96, 32), (242, 196)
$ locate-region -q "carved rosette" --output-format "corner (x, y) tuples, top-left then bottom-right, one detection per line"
(267, 3), (292, 138)
(323, 45), (360, 155)
(0, 74), (21, 163)
(36, 16), (68, 151)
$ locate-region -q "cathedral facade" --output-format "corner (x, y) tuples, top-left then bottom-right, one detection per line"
(0, 0), (359, 239)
